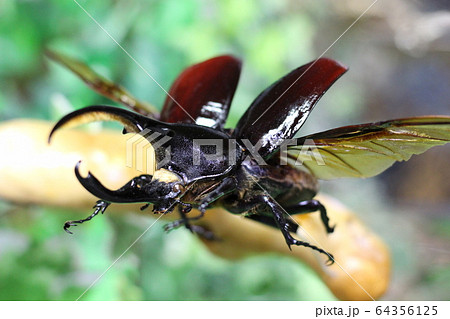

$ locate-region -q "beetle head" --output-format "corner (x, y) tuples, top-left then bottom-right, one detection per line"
(49, 105), (240, 184)
(146, 169), (185, 213)
(74, 162), (186, 212)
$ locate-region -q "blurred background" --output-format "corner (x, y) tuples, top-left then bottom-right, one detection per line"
(0, 0), (449, 300)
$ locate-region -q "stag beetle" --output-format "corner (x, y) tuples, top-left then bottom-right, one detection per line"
(48, 52), (450, 264)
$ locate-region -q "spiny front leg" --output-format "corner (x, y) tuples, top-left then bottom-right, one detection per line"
(65, 169), (154, 233)
(64, 200), (110, 234)
(262, 196), (335, 265)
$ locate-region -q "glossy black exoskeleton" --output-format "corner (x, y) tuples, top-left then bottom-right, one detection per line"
(48, 52), (450, 264)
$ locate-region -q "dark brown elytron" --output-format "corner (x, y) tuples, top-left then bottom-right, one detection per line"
(47, 51), (450, 264)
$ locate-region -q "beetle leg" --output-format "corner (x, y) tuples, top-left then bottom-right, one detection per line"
(245, 214), (298, 233)
(177, 200), (192, 214)
(164, 219), (216, 240)
(163, 200), (198, 233)
(63, 200), (110, 234)
(163, 203), (193, 232)
(285, 199), (335, 233)
(187, 225), (217, 240)
(164, 177), (236, 230)
(261, 195), (334, 264)
(164, 178), (235, 238)
(163, 205), (216, 240)
(180, 206), (193, 232)
(197, 177), (237, 213)
(66, 163), (154, 233)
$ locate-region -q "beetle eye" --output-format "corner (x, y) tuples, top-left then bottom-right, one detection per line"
(165, 129), (175, 137)
(173, 184), (184, 193)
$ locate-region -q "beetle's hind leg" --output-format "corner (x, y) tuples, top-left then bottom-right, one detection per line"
(64, 200), (110, 234)
(261, 196), (334, 265)
(245, 213), (299, 233)
(286, 199), (335, 233)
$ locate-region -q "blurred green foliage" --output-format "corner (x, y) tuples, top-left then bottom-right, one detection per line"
(0, 200), (335, 300)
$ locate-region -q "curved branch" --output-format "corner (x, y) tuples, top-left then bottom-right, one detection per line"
(0, 119), (390, 300)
